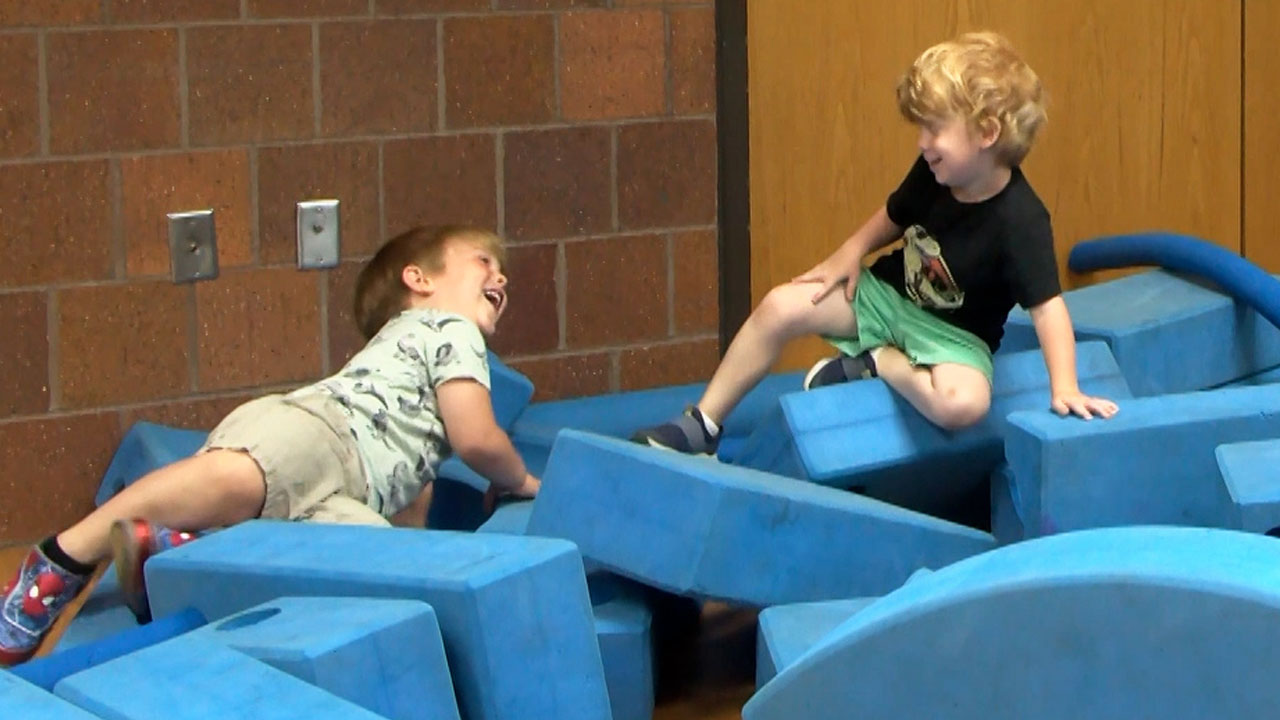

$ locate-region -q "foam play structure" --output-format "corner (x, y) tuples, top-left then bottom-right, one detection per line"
(10, 231), (1280, 720)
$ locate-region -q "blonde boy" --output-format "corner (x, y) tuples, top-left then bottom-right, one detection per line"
(634, 31), (1116, 455)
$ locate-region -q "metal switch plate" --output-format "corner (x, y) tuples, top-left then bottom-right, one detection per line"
(297, 199), (341, 270)
(168, 209), (218, 284)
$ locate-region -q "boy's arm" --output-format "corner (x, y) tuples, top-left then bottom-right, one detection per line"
(389, 483), (432, 528)
(794, 205), (902, 303)
(435, 378), (540, 496)
(1027, 295), (1119, 420)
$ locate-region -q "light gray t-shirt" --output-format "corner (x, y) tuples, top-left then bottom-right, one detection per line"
(289, 308), (490, 517)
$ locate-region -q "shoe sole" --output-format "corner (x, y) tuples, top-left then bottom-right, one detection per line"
(803, 356), (836, 391)
(109, 519), (152, 623)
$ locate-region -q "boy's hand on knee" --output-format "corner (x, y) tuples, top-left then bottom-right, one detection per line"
(1051, 391), (1119, 420)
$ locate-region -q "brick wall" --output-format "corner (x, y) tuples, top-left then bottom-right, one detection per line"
(0, 0), (719, 543)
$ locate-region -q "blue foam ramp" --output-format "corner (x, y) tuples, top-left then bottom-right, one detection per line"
(143, 521), (611, 720)
(476, 499), (534, 535)
(190, 596), (458, 720)
(54, 634), (387, 719)
(755, 598), (873, 688)
(14, 607), (206, 692)
(1005, 385), (1280, 536)
(488, 350), (534, 431)
(1216, 440), (1280, 534)
(588, 575), (654, 720)
(729, 342), (1130, 512)
(0, 672), (100, 718)
(95, 422), (208, 505)
(1003, 269), (1280, 396)
(510, 371), (804, 475)
(745, 526), (1280, 719)
(526, 430), (995, 606)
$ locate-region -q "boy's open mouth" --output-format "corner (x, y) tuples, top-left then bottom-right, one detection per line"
(483, 288), (506, 314)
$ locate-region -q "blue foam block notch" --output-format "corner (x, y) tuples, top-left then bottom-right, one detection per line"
(526, 430), (995, 607)
(143, 521), (611, 720)
(95, 422), (208, 506)
(189, 596), (459, 720)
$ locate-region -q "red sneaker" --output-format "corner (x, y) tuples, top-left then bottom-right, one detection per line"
(110, 519), (201, 623)
(0, 546), (86, 666)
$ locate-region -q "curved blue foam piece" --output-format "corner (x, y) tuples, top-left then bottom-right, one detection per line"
(95, 422), (208, 506)
(0, 672), (100, 718)
(1005, 384), (1280, 535)
(1068, 232), (1280, 330)
(745, 526), (1280, 719)
(1216, 439), (1280, 534)
(527, 430), (994, 607)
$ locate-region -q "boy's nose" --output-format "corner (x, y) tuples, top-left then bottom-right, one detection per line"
(495, 273), (507, 287)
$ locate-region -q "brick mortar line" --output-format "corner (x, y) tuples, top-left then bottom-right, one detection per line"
(0, 380), (311, 427)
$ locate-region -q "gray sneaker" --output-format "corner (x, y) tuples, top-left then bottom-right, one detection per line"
(630, 407), (719, 455)
(803, 350), (877, 390)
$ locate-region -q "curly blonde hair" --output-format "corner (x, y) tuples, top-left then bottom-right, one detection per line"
(896, 31), (1046, 165)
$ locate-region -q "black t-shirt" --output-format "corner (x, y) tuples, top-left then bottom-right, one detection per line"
(870, 155), (1060, 352)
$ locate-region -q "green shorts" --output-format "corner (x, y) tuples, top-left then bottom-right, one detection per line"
(823, 271), (994, 384)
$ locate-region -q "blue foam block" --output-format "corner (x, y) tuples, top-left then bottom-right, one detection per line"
(1005, 385), (1280, 536)
(488, 351), (534, 431)
(1221, 364), (1280, 388)
(989, 463), (1024, 545)
(476, 499), (534, 535)
(510, 371), (805, 475)
(52, 562), (145, 653)
(143, 521), (610, 720)
(1216, 440), (1280, 534)
(1003, 270), (1280, 396)
(588, 575), (654, 720)
(190, 596), (458, 720)
(755, 598), (873, 689)
(14, 607), (206, 692)
(745, 526), (1280, 719)
(54, 634), (387, 719)
(526, 430), (995, 607)
(95, 422), (208, 505)
(0, 671), (101, 718)
(729, 342), (1130, 512)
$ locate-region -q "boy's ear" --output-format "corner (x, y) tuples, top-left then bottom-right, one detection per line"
(402, 264), (434, 296)
(977, 115), (1002, 149)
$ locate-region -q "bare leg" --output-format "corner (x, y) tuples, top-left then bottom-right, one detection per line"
(54, 449), (267, 566)
(872, 347), (991, 430)
(698, 281), (859, 423)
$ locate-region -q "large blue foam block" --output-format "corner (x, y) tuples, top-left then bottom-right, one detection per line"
(510, 372), (804, 475)
(729, 342), (1130, 511)
(1216, 440), (1280, 534)
(190, 596), (458, 720)
(54, 634), (387, 720)
(95, 422), (208, 505)
(526, 430), (995, 607)
(1005, 385), (1280, 536)
(1003, 270), (1280, 396)
(143, 521), (611, 720)
(989, 463), (1024, 545)
(0, 672), (100, 718)
(746, 526), (1280, 719)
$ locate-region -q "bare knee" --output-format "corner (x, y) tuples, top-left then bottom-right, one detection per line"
(196, 449), (267, 511)
(749, 284), (813, 339)
(932, 384), (991, 430)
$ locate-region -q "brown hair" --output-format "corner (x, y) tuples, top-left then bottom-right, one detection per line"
(353, 224), (506, 340)
(895, 31), (1046, 165)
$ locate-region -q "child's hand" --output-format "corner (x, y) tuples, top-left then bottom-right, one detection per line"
(482, 473), (540, 514)
(1051, 391), (1118, 420)
(792, 258), (861, 304)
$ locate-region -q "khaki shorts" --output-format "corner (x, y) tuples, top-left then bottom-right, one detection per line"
(202, 393), (389, 527)
(824, 271), (995, 384)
